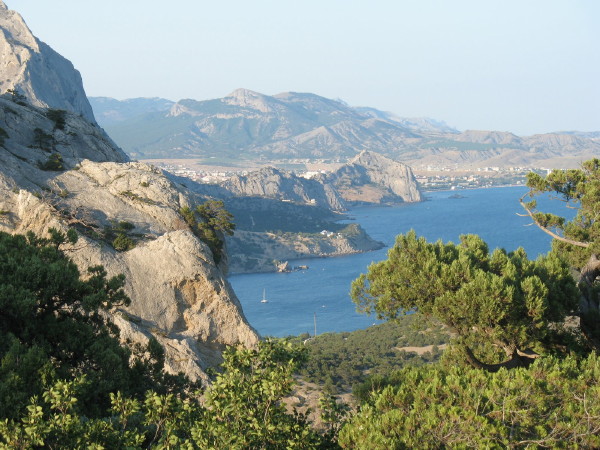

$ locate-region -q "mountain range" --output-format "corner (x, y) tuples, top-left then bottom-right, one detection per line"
(89, 92), (600, 169)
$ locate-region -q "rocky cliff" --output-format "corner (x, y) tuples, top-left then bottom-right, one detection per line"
(222, 167), (346, 211)
(0, 3), (258, 383)
(0, 1), (95, 122)
(321, 151), (422, 204)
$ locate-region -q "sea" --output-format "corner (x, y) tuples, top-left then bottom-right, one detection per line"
(228, 186), (573, 337)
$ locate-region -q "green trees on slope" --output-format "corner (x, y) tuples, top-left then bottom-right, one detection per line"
(0, 231), (180, 420)
(351, 231), (579, 370)
(0, 342), (326, 449)
(341, 159), (600, 447)
(180, 200), (235, 264)
(521, 158), (600, 341)
(0, 230), (327, 448)
(339, 354), (600, 448)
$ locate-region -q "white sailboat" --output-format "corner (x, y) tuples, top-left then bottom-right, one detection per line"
(260, 289), (268, 303)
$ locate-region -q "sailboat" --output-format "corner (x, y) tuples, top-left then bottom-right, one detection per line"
(260, 289), (268, 303)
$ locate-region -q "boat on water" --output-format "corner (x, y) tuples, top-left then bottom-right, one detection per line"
(260, 289), (268, 303)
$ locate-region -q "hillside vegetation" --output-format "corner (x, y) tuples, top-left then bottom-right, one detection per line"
(3, 161), (600, 448)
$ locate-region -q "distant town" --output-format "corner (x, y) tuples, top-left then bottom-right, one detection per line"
(147, 159), (550, 192)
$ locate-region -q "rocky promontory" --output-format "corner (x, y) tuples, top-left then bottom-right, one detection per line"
(320, 150), (422, 204)
(227, 223), (384, 274)
(0, 2), (258, 383)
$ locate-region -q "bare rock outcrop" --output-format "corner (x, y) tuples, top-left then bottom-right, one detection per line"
(0, 1), (95, 122)
(321, 150), (422, 204)
(0, 142), (259, 381)
(223, 166), (347, 211)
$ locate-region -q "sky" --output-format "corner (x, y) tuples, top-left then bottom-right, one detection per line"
(9, 1), (600, 135)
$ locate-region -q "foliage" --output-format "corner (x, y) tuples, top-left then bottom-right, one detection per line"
(339, 353), (600, 449)
(6, 88), (27, 106)
(180, 200), (235, 264)
(522, 159), (600, 305)
(196, 340), (323, 448)
(294, 318), (448, 391)
(103, 220), (137, 251)
(0, 127), (8, 147)
(38, 153), (64, 171)
(351, 230), (580, 370)
(119, 190), (157, 205)
(45, 109), (67, 130)
(0, 231), (176, 420)
(318, 392), (351, 444)
(112, 233), (136, 251)
(31, 127), (53, 151)
(0, 341), (328, 449)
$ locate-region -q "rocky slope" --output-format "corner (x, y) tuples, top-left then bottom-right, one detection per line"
(204, 151), (419, 272)
(91, 91), (599, 169)
(0, 3), (258, 383)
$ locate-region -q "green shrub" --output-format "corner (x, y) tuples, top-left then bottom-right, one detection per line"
(32, 127), (54, 151)
(0, 127), (8, 147)
(45, 109), (67, 130)
(180, 201), (235, 264)
(112, 233), (136, 252)
(38, 153), (64, 171)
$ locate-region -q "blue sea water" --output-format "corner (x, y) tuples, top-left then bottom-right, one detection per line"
(228, 186), (573, 337)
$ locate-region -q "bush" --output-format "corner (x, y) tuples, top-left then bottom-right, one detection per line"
(0, 127), (8, 147)
(112, 233), (136, 251)
(179, 201), (235, 264)
(340, 354), (600, 448)
(38, 153), (64, 171)
(46, 109), (67, 130)
(32, 127), (53, 151)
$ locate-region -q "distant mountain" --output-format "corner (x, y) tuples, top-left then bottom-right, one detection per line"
(89, 89), (442, 161)
(89, 97), (174, 126)
(89, 89), (600, 169)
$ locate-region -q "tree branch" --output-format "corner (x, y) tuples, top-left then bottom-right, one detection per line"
(463, 345), (537, 372)
(519, 194), (590, 248)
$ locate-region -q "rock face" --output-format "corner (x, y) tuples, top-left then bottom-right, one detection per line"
(0, 115), (259, 381)
(321, 151), (422, 204)
(217, 151), (421, 210)
(0, 3), (259, 383)
(222, 167), (346, 211)
(0, 1), (95, 122)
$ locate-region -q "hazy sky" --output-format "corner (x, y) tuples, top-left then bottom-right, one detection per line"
(10, 1), (600, 135)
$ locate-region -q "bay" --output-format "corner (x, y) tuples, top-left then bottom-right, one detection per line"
(228, 186), (572, 337)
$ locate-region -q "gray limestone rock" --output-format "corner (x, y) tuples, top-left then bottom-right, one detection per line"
(223, 167), (347, 211)
(0, 1), (95, 121)
(321, 151), (422, 204)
